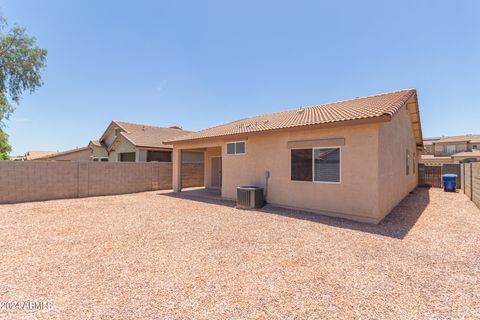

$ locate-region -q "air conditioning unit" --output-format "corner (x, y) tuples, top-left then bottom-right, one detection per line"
(236, 186), (264, 209)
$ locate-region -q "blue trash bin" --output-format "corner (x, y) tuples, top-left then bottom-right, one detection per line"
(442, 174), (457, 192)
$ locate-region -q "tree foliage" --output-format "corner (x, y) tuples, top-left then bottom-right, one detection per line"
(0, 129), (11, 160)
(0, 16), (47, 158)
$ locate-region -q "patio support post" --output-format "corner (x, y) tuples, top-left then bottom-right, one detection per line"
(172, 148), (182, 192)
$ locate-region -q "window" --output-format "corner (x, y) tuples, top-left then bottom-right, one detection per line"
(291, 149), (312, 181)
(226, 141), (246, 155)
(445, 145), (456, 154)
(291, 148), (340, 183)
(473, 145), (478, 150)
(314, 149), (340, 182)
(147, 151), (171, 162)
(406, 149), (410, 176)
(119, 152), (136, 162)
(101, 158), (108, 162)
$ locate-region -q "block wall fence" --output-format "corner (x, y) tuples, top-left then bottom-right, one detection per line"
(461, 162), (480, 209)
(0, 161), (173, 204)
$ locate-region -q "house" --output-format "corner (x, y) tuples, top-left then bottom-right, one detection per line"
(23, 150), (58, 160)
(89, 121), (191, 162)
(35, 146), (91, 161)
(420, 135), (480, 165)
(165, 89), (423, 224)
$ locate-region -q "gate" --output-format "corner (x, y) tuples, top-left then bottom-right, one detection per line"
(418, 164), (442, 188)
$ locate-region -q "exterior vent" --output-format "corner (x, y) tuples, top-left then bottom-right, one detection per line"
(237, 186), (264, 209)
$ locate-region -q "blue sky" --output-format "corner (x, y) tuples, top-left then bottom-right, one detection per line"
(2, 0), (479, 155)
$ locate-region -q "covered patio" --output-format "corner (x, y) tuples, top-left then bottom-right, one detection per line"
(174, 144), (223, 194)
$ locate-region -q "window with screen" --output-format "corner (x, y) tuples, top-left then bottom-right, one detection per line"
(314, 148), (340, 182)
(226, 142), (246, 155)
(119, 152), (136, 162)
(291, 148), (340, 183)
(147, 151), (171, 162)
(291, 149), (313, 181)
(445, 145), (456, 154)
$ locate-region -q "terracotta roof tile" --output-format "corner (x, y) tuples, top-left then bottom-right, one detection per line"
(428, 135), (480, 144)
(166, 89), (417, 143)
(23, 150), (58, 160)
(114, 121), (191, 149)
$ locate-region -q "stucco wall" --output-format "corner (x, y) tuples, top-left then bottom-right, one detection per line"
(104, 130), (117, 148)
(221, 124), (381, 222)
(173, 109), (420, 223)
(377, 103), (418, 217)
(172, 123), (383, 222)
(204, 147), (221, 188)
(91, 145), (108, 158)
(0, 161), (172, 204)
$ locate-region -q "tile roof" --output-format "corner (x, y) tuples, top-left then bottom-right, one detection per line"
(114, 121), (191, 149)
(37, 146), (90, 160)
(426, 135), (480, 144)
(166, 89), (417, 143)
(452, 150), (480, 157)
(23, 150), (58, 160)
(89, 140), (104, 147)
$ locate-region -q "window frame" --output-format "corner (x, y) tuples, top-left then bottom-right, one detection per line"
(226, 141), (246, 155)
(290, 146), (342, 185)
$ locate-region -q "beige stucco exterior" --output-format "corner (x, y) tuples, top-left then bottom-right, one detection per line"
(172, 102), (419, 224)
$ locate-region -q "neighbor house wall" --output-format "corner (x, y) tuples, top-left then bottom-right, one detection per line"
(109, 139), (136, 162)
(91, 145), (108, 158)
(104, 129), (118, 148)
(138, 149), (148, 162)
(377, 102), (419, 217)
(0, 162), (172, 204)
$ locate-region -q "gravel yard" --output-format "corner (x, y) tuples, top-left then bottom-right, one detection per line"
(0, 188), (479, 319)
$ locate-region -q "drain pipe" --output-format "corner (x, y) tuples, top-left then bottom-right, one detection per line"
(264, 170), (270, 204)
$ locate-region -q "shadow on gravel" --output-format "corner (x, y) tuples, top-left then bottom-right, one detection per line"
(160, 187), (430, 240)
(262, 188), (430, 239)
(159, 188), (236, 207)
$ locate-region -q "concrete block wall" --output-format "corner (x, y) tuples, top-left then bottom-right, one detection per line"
(0, 161), (172, 204)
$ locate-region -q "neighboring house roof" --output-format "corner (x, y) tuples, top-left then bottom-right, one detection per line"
(88, 140), (106, 148)
(420, 155), (452, 160)
(452, 150), (480, 158)
(23, 150), (58, 160)
(36, 146), (90, 160)
(424, 134), (480, 145)
(166, 89), (422, 145)
(105, 121), (191, 151)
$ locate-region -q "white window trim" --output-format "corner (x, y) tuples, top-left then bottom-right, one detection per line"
(290, 146), (342, 185)
(226, 141), (246, 155)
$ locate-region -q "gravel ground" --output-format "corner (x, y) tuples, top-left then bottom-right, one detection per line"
(0, 188), (479, 319)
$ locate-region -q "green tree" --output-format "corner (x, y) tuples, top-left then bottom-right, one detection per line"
(0, 129), (11, 160)
(0, 16), (47, 159)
